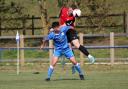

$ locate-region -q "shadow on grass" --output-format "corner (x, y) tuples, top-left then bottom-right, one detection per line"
(52, 78), (80, 81)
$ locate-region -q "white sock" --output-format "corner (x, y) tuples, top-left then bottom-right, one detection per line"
(88, 54), (92, 58)
(50, 65), (54, 69)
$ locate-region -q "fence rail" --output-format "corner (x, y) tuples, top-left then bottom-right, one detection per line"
(0, 45), (128, 50)
(0, 33), (127, 39)
(0, 32), (128, 66)
(0, 13), (128, 35)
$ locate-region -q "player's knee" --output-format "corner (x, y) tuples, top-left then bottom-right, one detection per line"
(70, 57), (77, 65)
(73, 42), (80, 48)
(72, 39), (80, 48)
(75, 44), (80, 48)
(75, 63), (79, 66)
(50, 65), (54, 69)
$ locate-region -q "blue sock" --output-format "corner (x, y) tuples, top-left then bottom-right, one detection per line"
(47, 65), (54, 78)
(74, 63), (83, 75)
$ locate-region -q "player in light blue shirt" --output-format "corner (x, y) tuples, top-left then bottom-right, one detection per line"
(41, 22), (84, 81)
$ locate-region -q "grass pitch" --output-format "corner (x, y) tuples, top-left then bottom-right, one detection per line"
(0, 65), (128, 89)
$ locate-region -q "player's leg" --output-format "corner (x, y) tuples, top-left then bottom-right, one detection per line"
(46, 50), (61, 81)
(68, 43), (76, 74)
(64, 48), (85, 80)
(72, 39), (95, 63)
(46, 56), (59, 81)
(69, 57), (85, 80)
(66, 29), (95, 63)
(71, 39), (89, 55)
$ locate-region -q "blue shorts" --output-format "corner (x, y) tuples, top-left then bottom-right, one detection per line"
(53, 48), (74, 59)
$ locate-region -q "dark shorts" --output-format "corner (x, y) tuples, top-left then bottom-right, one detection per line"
(66, 29), (78, 43)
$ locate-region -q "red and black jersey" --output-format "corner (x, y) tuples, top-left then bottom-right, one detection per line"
(59, 7), (75, 27)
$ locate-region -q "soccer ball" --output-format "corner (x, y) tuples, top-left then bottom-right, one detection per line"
(73, 9), (81, 17)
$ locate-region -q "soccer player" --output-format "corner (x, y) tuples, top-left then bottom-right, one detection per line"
(41, 22), (85, 81)
(59, 5), (95, 63)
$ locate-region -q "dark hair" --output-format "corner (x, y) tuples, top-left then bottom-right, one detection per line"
(71, 4), (77, 9)
(52, 22), (59, 28)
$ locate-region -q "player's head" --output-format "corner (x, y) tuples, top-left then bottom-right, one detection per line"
(71, 4), (77, 10)
(68, 7), (73, 16)
(67, 4), (77, 16)
(51, 21), (60, 32)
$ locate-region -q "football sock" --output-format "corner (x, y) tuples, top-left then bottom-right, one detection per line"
(88, 54), (92, 59)
(74, 63), (83, 75)
(79, 45), (89, 56)
(47, 65), (54, 78)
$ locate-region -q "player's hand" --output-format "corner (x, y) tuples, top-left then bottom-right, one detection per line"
(40, 40), (46, 50)
(49, 28), (54, 32)
(40, 44), (44, 50)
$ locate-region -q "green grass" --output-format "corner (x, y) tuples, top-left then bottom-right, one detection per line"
(0, 48), (127, 60)
(0, 65), (128, 89)
(1, 50), (49, 59)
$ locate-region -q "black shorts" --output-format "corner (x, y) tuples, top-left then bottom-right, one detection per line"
(66, 29), (78, 43)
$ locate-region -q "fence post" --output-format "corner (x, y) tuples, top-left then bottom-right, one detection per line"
(22, 18), (26, 35)
(126, 13), (128, 35)
(0, 49), (2, 61)
(20, 35), (25, 66)
(32, 15), (35, 35)
(79, 33), (84, 66)
(0, 18), (1, 36)
(123, 11), (126, 33)
(49, 40), (53, 64)
(110, 32), (115, 66)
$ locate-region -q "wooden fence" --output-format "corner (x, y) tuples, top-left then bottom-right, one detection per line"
(0, 32), (128, 66)
(0, 12), (128, 36)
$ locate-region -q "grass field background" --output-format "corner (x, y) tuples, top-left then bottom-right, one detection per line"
(0, 1), (128, 88)
(1, 48), (127, 60)
(0, 65), (128, 89)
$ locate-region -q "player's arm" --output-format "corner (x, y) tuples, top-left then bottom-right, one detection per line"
(40, 37), (48, 49)
(48, 28), (54, 33)
(40, 32), (54, 49)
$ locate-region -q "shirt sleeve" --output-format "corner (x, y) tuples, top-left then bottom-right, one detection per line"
(63, 26), (73, 33)
(45, 32), (54, 41)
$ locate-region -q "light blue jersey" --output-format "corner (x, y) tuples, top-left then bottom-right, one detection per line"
(46, 26), (74, 59)
(46, 26), (71, 50)
(46, 26), (84, 80)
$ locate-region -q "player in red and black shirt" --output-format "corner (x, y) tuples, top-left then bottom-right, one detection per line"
(59, 6), (95, 63)
(59, 7), (75, 26)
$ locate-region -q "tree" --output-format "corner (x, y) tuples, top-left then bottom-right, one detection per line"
(38, 0), (48, 35)
(57, 0), (112, 33)
(57, 0), (81, 8)
(85, 0), (111, 32)
(0, 0), (27, 35)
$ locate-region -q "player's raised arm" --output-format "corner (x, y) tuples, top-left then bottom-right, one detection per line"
(40, 39), (46, 49)
(40, 32), (54, 49)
